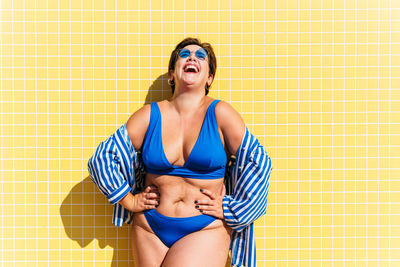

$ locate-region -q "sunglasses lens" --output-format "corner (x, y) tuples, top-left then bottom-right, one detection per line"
(178, 49), (190, 58)
(195, 49), (207, 60)
(178, 48), (208, 60)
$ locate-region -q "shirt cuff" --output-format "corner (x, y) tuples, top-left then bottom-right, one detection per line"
(222, 195), (234, 220)
(107, 180), (131, 205)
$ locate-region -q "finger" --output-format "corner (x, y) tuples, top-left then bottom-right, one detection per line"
(144, 185), (156, 193)
(148, 187), (159, 193)
(195, 199), (212, 205)
(144, 205), (157, 210)
(149, 190), (160, 197)
(143, 192), (160, 200)
(195, 204), (213, 211)
(146, 192), (160, 199)
(199, 188), (215, 200)
(145, 199), (159, 205)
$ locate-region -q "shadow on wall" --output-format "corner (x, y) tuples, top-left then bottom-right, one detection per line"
(144, 73), (172, 104)
(60, 177), (133, 266)
(60, 73), (171, 266)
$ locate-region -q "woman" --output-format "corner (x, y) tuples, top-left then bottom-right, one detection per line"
(88, 37), (272, 267)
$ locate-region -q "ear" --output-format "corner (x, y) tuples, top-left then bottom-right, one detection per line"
(168, 70), (174, 81)
(207, 74), (214, 87)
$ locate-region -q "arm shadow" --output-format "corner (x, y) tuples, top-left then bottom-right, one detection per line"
(60, 176), (134, 267)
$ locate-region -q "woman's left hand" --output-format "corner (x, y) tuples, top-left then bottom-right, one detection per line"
(194, 186), (225, 220)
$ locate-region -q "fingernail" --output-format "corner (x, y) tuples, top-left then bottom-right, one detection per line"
(195, 205), (199, 208)
(194, 200), (198, 204)
(200, 189), (204, 192)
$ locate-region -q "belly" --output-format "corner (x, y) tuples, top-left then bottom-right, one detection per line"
(145, 173), (225, 217)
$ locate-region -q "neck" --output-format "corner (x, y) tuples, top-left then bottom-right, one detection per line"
(170, 88), (207, 114)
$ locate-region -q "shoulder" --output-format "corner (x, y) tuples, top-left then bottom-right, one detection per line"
(215, 100), (245, 131)
(214, 100), (245, 156)
(215, 100), (241, 121)
(126, 103), (152, 150)
(127, 103), (151, 127)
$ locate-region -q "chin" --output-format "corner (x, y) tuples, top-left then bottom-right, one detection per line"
(181, 78), (198, 86)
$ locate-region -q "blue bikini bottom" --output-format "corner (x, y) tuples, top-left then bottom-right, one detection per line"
(143, 209), (216, 248)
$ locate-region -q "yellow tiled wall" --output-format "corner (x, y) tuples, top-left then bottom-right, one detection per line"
(2, 0), (399, 266)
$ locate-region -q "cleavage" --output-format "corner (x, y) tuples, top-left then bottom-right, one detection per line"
(159, 104), (209, 167)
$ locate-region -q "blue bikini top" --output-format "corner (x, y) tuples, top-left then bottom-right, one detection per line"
(142, 99), (227, 179)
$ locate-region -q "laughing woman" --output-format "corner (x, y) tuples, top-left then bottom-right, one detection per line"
(88, 37), (272, 267)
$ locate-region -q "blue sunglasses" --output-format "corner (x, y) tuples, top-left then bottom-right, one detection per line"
(178, 48), (208, 60)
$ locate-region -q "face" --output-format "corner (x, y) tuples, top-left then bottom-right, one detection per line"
(170, 44), (213, 92)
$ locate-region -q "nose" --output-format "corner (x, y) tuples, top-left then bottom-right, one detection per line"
(187, 52), (197, 61)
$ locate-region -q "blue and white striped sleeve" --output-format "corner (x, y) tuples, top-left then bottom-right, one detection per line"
(87, 124), (134, 205)
(223, 128), (272, 232)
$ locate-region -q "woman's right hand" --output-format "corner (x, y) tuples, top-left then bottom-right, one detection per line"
(131, 185), (160, 212)
(119, 185), (160, 213)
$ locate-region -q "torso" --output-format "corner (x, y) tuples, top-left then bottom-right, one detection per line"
(142, 96), (227, 217)
(128, 95), (244, 262)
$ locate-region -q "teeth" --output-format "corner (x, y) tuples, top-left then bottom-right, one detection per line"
(185, 65), (198, 72)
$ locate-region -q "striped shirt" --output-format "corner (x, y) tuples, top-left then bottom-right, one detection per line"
(88, 123), (272, 267)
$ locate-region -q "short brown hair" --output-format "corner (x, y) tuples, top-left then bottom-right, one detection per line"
(168, 37), (217, 95)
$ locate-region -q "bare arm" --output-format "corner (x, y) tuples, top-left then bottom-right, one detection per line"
(119, 104), (160, 212)
(215, 100), (246, 156)
(126, 104), (151, 151)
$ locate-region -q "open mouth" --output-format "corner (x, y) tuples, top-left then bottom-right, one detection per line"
(184, 64), (199, 73)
